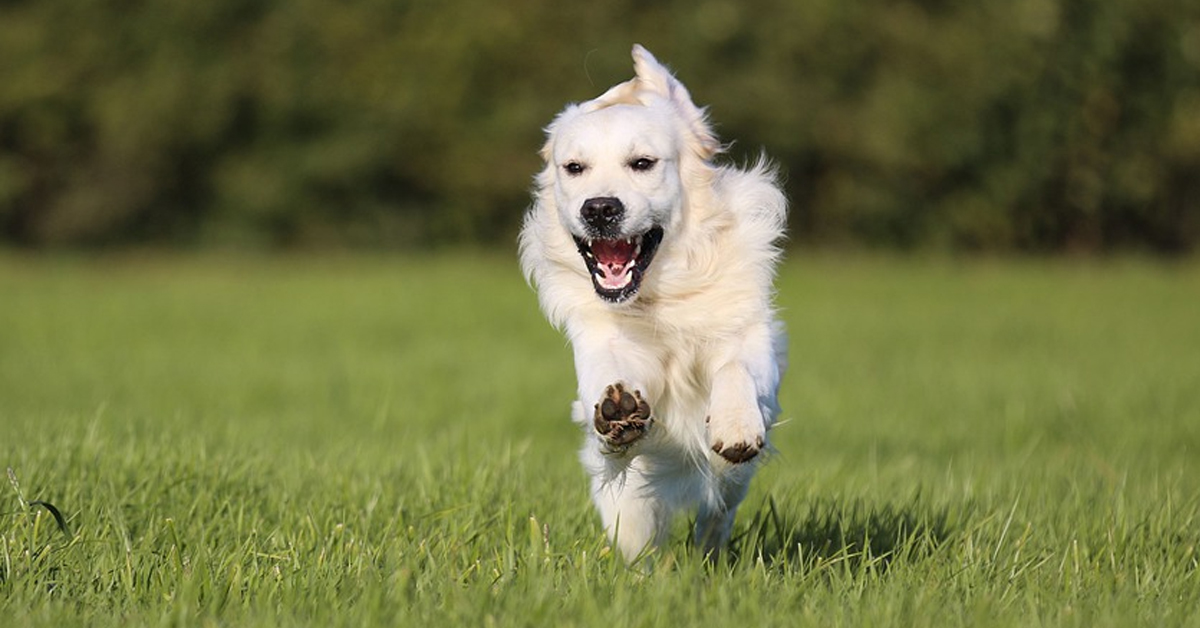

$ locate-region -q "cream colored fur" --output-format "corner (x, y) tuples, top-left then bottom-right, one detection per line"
(519, 45), (787, 561)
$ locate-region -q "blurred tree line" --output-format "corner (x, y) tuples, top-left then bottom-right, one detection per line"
(1, 0), (1197, 252)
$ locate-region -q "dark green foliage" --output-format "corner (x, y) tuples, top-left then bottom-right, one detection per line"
(1, 0), (1197, 251)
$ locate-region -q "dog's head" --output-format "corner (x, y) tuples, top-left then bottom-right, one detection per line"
(539, 45), (720, 304)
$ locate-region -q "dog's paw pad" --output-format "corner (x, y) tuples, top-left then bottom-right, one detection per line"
(593, 383), (652, 449)
(711, 435), (764, 464)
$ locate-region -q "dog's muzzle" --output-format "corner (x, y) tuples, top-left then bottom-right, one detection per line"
(573, 221), (663, 304)
(580, 196), (625, 238)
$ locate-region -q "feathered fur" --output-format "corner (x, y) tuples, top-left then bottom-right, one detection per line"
(519, 45), (787, 561)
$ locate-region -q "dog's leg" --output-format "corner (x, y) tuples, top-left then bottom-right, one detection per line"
(584, 383), (658, 561)
(592, 383), (653, 453)
(570, 324), (666, 561)
(582, 448), (668, 562)
(570, 326), (657, 454)
(707, 362), (768, 463)
(693, 463), (757, 558)
(706, 323), (783, 464)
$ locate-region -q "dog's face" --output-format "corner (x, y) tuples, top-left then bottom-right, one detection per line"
(531, 45), (721, 305)
(546, 104), (682, 303)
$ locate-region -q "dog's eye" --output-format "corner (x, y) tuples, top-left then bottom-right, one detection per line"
(629, 157), (657, 172)
(564, 162), (586, 176)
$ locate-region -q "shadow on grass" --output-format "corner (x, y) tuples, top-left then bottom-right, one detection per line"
(726, 494), (956, 573)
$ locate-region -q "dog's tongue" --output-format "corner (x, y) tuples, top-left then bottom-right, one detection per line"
(591, 239), (636, 289)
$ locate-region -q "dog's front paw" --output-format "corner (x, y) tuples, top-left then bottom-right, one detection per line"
(593, 383), (652, 452)
(710, 435), (765, 464)
(708, 415), (766, 464)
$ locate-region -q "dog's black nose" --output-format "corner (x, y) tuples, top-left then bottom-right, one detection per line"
(581, 197), (624, 231)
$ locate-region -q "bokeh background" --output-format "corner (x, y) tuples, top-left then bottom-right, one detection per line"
(2, 0), (1198, 253)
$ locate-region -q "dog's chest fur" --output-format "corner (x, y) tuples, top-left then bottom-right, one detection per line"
(569, 248), (774, 455)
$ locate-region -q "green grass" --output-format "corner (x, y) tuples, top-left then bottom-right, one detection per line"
(1, 253), (1198, 627)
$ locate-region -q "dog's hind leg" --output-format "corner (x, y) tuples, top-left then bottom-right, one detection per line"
(693, 462), (757, 558)
(587, 462), (669, 562)
(577, 404), (666, 563)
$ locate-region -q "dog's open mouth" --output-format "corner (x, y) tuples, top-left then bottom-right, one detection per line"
(574, 227), (664, 303)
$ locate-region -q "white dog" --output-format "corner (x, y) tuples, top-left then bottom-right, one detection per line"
(519, 45), (787, 561)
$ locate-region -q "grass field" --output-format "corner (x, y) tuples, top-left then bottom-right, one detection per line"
(2, 253), (1198, 626)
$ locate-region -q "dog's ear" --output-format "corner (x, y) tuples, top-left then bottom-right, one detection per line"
(584, 77), (642, 111)
(576, 45), (721, 159)
(539, 104), (586, 164)
(630, 44), (721, 159)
